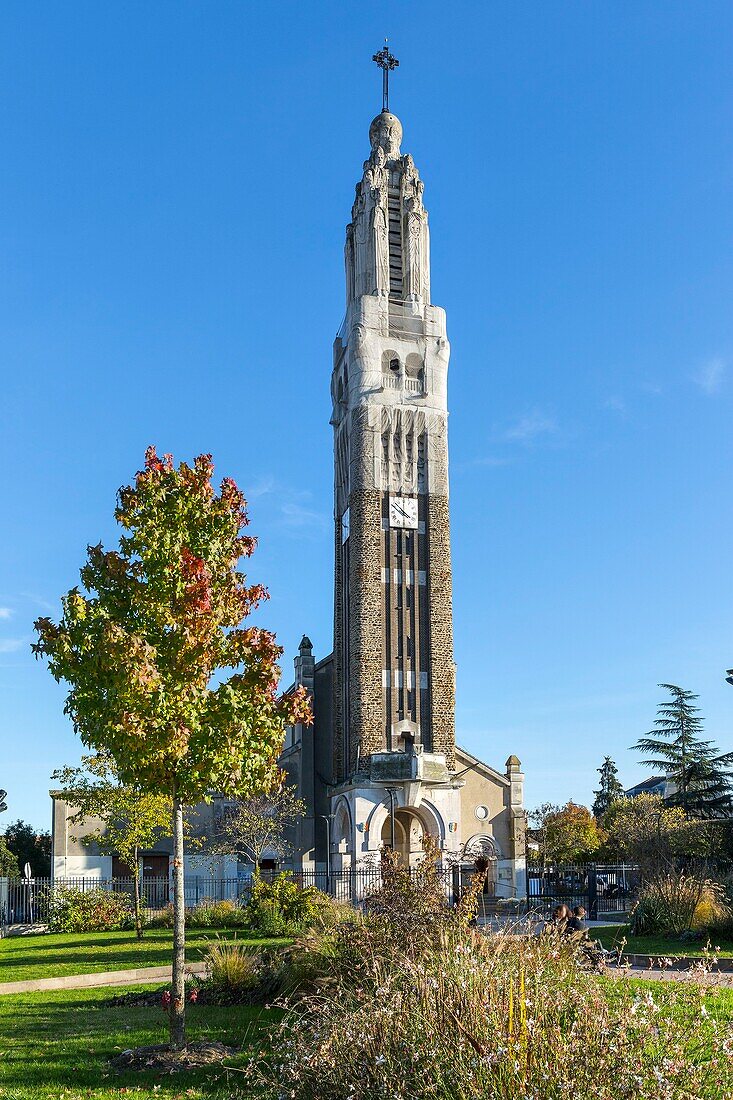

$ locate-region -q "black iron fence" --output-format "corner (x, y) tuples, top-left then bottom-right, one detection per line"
(527, 863), (640, 919)
(0, 866), (515, 930)
(1, 865), (644, 930)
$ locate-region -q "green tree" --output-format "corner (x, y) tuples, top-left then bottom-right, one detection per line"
(601, 792), (701, 873)
(634, 684), (733, 817)
(529, 802), (603, 864)
(33, 448), (310, 1050)
(0, 838), (19, 877)
(207, 783), (306, 878)
(4, 820), (51, 877)
(592, 757), (625, 818)
(52, 752), (172, 939)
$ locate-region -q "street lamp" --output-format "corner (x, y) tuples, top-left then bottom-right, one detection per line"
(318, 814), (332, 894)
(384, 787), (400, 853)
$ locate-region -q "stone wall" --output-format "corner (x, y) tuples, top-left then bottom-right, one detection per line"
(427, 493), (455, 768)
(348, 487), (384, 771)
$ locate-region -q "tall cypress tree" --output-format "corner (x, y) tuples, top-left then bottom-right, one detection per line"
(592, 756), (625, 817)
(634, 684), (733, 817)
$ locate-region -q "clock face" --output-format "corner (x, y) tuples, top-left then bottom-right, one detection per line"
(389, 496), (418, 529)
(341, 507), (350, 543)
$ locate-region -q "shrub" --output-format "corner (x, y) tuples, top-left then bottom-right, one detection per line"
(268, 924), (365, 999)
(243, 874), (333, 935)
(204, 937), (261, 1002)
(631, 873), (730, 936)
(146, 899), (250, 929)
(47, 886), (134, 933)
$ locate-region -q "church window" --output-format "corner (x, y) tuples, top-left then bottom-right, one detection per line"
(417, 433), (427, 492)
(388, 186), (403, 299)
(405, 353), (423, 379)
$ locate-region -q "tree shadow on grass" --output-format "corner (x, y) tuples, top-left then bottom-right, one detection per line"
(0, 992), (276, 1096)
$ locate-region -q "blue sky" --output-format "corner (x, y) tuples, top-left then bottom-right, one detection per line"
(1, 2), (732, 830)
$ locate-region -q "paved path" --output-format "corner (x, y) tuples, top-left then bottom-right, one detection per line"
(0, 961), (207, 996)
(606, 963), (733, 985)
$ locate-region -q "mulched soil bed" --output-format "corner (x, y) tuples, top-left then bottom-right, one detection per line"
(109, 986), (257, 1007)
(109, 1041), (236, 1073)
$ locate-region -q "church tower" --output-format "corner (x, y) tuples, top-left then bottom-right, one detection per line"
(331, 63), (455, 784)
(278, 50), (524, 884)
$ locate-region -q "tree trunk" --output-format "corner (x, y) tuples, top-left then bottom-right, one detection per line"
(133, 844), (143, 940)
(170, 788), (186, 1051)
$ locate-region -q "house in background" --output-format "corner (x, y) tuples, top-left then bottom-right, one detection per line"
(624, 776), (670, 799)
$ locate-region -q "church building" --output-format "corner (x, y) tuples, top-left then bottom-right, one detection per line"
(280, 52), (526, 899)
(50, 53), (526, 900)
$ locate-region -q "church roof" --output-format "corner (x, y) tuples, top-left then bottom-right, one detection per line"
(454, 745), (510, 787)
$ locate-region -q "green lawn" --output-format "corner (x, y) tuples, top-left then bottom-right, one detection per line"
(603, 975), (733, 1029)
(1, 977), (731, 1100)
(0, 985), (278, 1099)
(594, 924), (733, 958)
(0, 929), (288, 984)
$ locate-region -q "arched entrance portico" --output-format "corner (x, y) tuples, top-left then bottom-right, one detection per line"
(380, 806), (437, 865)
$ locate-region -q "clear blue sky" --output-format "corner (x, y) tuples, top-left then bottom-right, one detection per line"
(2, 2), (732, 831)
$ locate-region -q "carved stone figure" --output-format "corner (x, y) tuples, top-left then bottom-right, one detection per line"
(372, 199), (389, 296)
(404, 196), (424, 301)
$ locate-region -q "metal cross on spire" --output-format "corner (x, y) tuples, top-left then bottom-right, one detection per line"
(372, 41), (399, 112)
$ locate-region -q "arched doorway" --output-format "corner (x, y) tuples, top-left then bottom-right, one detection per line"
(461, 835), (500, 902)
(381, 807), (435, 865)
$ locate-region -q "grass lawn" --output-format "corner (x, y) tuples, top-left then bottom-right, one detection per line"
(603, 975), (733, 1032)
(0, 929), (288, 984)
(0, 985), (278, 1098)
(1, 977), (731, 1100)
(594, 924), (733, 958)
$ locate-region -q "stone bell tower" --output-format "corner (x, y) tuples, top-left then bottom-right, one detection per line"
(331, 94), (455, 785)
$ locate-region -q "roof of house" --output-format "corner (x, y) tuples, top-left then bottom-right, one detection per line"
(624, 775), (667, 795)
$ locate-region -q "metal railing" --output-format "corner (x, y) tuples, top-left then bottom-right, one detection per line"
(0, 866), (514, 930)
(527, 863), (641, 919)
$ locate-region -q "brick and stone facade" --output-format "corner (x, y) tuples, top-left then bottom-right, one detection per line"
(287, 102), (524, 892)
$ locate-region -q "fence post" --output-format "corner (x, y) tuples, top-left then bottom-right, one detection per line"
(587, 866), (598, 919)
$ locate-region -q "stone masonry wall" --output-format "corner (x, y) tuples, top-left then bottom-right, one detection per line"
(427, 493), (455, 769)
(349, 488), (384, 771)
(332, 515), (345, 781)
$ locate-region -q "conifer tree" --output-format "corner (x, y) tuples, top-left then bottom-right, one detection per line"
(634, 684), (733, 818)
(592, 756), (624, 818)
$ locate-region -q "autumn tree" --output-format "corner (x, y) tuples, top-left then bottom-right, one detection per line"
(206, 783), (306, 877)
(33, 448), (309, 1051)
(529, 802), (603, 865)
(592, 757), (625, 818)
(601, 792), (702, 873)
(52, 752), (172, 939)
(634, 684), (733, 817)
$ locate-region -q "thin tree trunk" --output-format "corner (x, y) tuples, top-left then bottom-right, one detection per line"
(133, 843), (143, 940)
(170, 787), (186, 1051)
